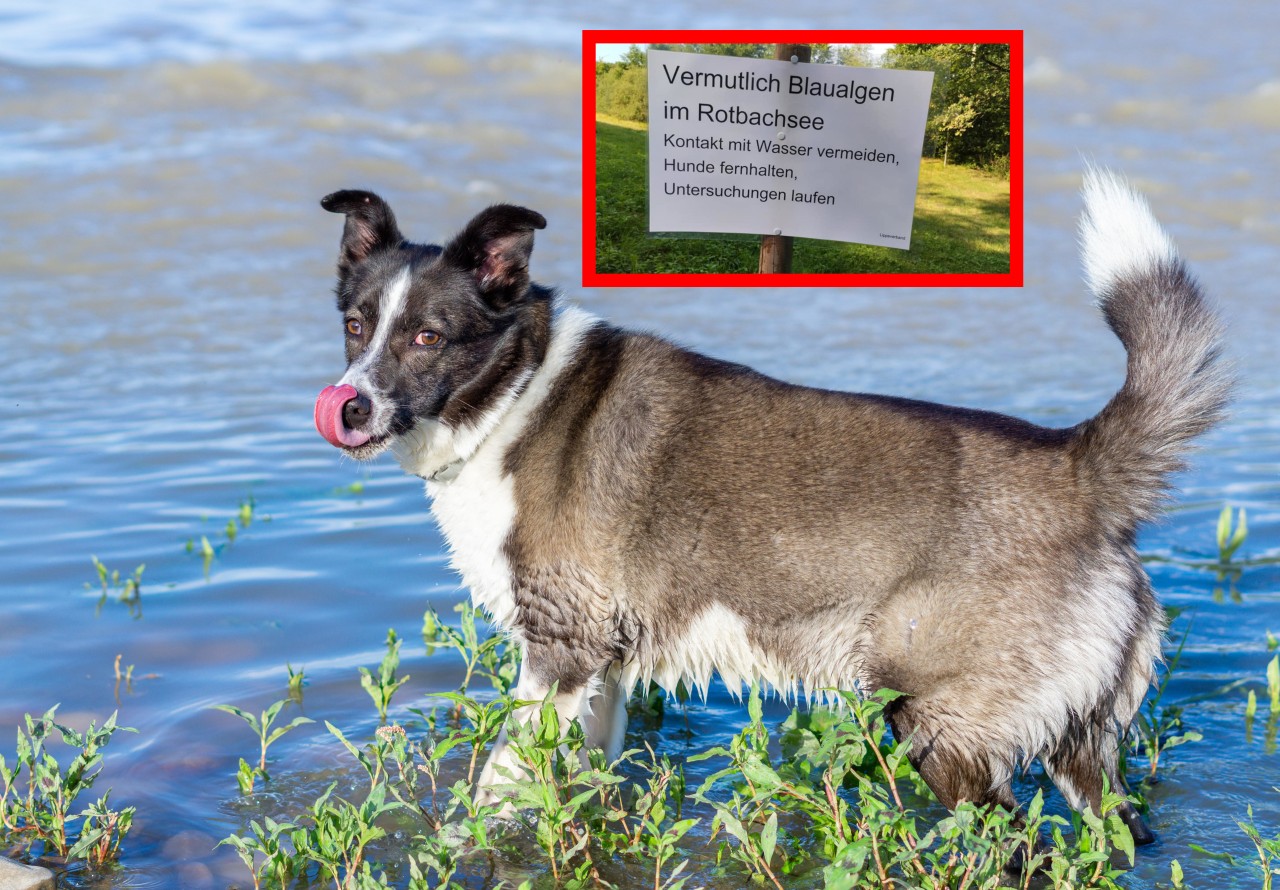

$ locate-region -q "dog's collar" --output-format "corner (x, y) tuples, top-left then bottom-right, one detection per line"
(424, 458), (466, 483)
(416, 367), (538, 486)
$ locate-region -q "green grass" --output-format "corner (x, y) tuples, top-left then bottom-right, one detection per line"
(594, 119), (1011, 275)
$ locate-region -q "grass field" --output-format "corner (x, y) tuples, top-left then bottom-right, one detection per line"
(594, 119), (1011, 276)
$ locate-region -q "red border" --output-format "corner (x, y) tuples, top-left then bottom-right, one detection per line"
(582, 29), (1023, 288)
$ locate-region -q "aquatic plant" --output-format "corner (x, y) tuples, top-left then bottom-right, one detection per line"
(212, 698), (314, 795)
(213, 622), (1162, 890)
(360, 629), (410, 724)
(422, 602), (519, 701)
(239, 495), (257, 527)
(1240, 804), (1280, 890)
(1129, 612), (1202, 781)
(1269, 655), (1280, 715)
(1218, 505), (1249, 563)
(183, 495), (262, 575)
(0, 706), (135, 864)
(88, 557), (144, 618)
(287, 663), (306, 704)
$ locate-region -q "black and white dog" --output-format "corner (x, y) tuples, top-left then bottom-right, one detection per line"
(314, 173), (1227, 843)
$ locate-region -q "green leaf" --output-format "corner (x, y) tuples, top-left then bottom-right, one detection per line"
(716, 810), (750, 847)
(211, 704), (258, 732)
(1188, 842), (1236, 865)
(266, 716), (314, 746)
(1109, 814), (1136, 865)
(1232, 509), (1248, 550)
(1217, 504), (1232, 550)
(759, 811), (778, 865)
(1268, 655), (1280, 711)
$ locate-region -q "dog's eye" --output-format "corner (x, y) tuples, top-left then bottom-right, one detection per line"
(345, 319), (362, 337)
(415, 330), (443, 348)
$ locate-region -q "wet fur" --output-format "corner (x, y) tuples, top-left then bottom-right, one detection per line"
(318, 172), (1229, 841)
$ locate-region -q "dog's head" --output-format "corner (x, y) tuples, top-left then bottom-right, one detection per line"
(314, 190), (552, 467)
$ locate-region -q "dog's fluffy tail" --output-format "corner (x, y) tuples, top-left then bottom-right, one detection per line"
(1070, 169), (1231, 536)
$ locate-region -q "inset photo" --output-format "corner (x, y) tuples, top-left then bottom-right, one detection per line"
(584, 30), (1022, 286)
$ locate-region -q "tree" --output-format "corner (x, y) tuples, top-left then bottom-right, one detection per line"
(930, 99), (978, 166)
(835, 44), (875, 68)
(883, 43), (1010, 170)
(621, 44), (647, 68)
(650, 43), (773, 59)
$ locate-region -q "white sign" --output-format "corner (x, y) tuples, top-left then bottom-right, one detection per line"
(647, 49), (934, 249)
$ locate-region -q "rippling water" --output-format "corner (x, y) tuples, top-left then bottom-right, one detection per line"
(1, 1), (1277, 887)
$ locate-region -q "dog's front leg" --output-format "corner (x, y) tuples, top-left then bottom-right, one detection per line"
(474, 664), (631, 811)
(580, 662), (630, 761)
(474, 656), (592, 809)
(475, 563), (622, 810)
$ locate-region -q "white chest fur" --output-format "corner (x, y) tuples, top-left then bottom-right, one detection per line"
(398, 305), (599, 633)
(427, 450), (520, 629)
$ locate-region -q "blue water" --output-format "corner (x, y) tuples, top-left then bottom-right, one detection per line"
(1, 1), (1278, 887)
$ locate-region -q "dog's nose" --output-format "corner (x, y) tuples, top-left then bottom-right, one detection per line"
(342, 393), (373, 430)
(315, 384), (374, 449)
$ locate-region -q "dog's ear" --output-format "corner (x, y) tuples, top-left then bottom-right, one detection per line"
(320, 190), (405, 279)
(441, 204), (547, 309)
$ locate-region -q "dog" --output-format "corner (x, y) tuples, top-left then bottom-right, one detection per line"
(313, 171), (1228, 844)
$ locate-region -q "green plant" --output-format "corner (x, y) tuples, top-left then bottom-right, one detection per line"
(1129, 615), (1203, 781)
(1261, 654), (1280, 757)
(220, 719), (503, 890)
(1240, 803), (1280, 890)
(422, 603), (519, 704)
(411, 691), (512, 791)
(360, 629), (410, 723)
(492, 694), (629, 887)
(113, 654), (136, 703)
(0, 706), (136, 862)
(287, 663), (307, 703)
(1218, 505), (1249, 562)
(239, 495), (256, 527)
(218, 622), (1164, 890)
(88, 557), (144, 618)
(199, 535), (215, 575)
(1269, 655), (1280, 714)
(212, 698), (314, 794)
(68, 791), (135, 865)
(218, 815), (301, 890)
(288, 781), (398, 890)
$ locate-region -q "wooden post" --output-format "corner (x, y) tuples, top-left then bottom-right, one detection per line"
(758, 43), (810, 274)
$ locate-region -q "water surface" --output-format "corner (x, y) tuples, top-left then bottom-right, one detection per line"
(1, 2), (1278, 887)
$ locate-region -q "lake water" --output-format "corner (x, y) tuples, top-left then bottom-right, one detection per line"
(1, 1), (1278, 887)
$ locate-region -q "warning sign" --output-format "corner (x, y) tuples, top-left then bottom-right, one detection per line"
(647, 49), (934, 248)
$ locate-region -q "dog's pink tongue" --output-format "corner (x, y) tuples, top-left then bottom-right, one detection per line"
(314, 384), (372, 448)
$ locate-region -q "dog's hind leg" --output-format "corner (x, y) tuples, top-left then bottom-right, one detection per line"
(1043, 723), (1155, 846)
(884, 695), (1018, 812)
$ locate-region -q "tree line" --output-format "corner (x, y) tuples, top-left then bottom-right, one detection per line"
(596, 43), (1009, 173)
